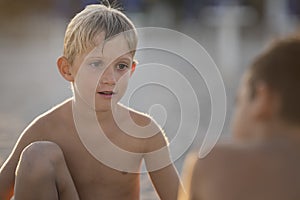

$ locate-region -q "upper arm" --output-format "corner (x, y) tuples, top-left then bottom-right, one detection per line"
(148, 163), (182, 200)
(143, 120), (183, 200)
(0, 118), (45, 199)
(179, 152), (208, 200)
(178, 152), (199, 200)
(143, 118), (171, 172)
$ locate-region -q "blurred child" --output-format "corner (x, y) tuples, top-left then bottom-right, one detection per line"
(179, 34), (300, 200)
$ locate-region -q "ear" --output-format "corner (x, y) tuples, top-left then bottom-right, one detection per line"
(130, 61), (137, 76)
(251, 82), (278, 121)
(57, 56), (74, 82)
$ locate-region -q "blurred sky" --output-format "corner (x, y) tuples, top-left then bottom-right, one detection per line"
(0, 0), (300, 198)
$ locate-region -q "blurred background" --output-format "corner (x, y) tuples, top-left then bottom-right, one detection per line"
(0, 0), (299, 199)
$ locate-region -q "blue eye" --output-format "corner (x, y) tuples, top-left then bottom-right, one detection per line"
(116, 63), (129, 70)
(89, 61), (102, 68)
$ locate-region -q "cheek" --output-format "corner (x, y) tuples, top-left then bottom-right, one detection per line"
(114, 72), (130, 98)
(79, 66), (102, 84)
(231, 105), (249, 140)
(74, 68), (101, 103)
(116, 71), (130, 87)
(231, 108), (242, 138)
(232, 106), (257, 141)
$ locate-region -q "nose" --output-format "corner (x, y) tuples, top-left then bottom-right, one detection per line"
(100, 66), (116, 85)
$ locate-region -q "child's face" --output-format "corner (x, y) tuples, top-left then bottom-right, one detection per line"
(231, 73), (255, 140)
(231, 71), (281, 141)
(71, 32), (134, 111)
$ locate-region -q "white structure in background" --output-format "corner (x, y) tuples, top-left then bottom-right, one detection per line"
(265, 0), (294, 35)
(203, 3), (256, 79)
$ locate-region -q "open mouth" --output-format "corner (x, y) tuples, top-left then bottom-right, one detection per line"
(98, 91), (115, 96)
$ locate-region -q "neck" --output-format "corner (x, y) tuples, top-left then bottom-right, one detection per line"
(72, 92), (117, 123)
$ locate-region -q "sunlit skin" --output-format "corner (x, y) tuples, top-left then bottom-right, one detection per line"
(0, 32), (182, 200)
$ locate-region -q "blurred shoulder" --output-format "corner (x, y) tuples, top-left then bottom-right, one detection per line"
(194, 141), (259, 174)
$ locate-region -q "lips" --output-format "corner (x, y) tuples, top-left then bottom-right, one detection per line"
(97, 91), (116, 98)
(98, 91), (114, 95)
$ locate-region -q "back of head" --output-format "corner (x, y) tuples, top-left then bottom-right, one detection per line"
(63, 3), (138, 64)
(248, 34), (300, 125)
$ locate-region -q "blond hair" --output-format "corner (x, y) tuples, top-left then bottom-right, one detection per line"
(63, 4), (138, 64)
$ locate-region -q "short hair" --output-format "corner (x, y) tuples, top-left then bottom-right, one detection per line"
(248, 34), (300, 124)
(63, 4), (138, 65)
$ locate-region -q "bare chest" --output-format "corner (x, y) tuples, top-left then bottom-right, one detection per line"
(60, 140), (142, 199)
(45, 110), (146, 199)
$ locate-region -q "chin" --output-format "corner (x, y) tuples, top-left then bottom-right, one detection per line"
(94, 103), (111, 112)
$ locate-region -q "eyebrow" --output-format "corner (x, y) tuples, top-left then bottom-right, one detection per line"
(86, 56), (103, 59)
(86, 50), (133, 60)
(85, 57), (104, 63)
(84, 58), (105, 66)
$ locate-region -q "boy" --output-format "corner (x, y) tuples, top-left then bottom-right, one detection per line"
(179, 35), (300, 200)
(0, 4), (183, 200)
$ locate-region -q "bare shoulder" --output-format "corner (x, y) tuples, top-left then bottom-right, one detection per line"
(0, 99), (73, 174)
(118, 104), (168, 151)
(122, 105), (152, 126)
(200, 139), (300, 169)
(190, 141), (260, 179)
(20, 99), (72, 142)
(184, 143), (260, 191)
(189, 141), (276, 187)
(184, 140), (300, 200)
(181, 142), (259, 199)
